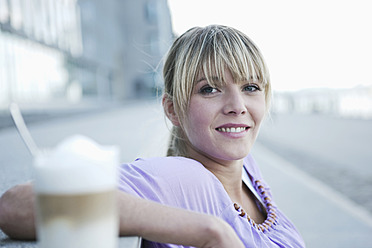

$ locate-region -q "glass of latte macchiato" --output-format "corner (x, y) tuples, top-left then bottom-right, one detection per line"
(33, 135), (119, 248)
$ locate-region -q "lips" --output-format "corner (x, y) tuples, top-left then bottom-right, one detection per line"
(215, 124), (250, 133)
(216, 127), (248, 133)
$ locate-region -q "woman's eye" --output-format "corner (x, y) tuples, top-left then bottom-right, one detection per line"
(243, 84), (261, 92)
(200, 86), (218, 94)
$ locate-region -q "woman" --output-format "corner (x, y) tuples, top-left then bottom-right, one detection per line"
(0, 25), (305, 247)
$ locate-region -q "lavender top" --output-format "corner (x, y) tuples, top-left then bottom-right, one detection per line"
(118, 155), (305, 248)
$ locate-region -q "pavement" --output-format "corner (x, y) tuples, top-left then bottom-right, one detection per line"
(252, 143), (372, 248)
(1, 100), (372, 247)
(257, 112), (372, 214)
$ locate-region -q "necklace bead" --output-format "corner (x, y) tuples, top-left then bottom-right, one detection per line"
(234, 180), (278, 232)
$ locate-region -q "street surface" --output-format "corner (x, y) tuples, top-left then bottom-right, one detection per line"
(1, 100), (372, 247)
(0, 100), (170, 195)
(258, 112), (372, 213)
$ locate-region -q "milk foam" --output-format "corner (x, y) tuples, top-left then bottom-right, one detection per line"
(34, 135), (119, 194)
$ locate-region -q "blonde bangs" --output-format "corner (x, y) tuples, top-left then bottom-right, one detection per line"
(197, 27), (269, 90)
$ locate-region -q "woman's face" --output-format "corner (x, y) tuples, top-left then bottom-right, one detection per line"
(182, 69), (266, 164)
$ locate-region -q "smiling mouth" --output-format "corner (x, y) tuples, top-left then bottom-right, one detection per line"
(216, 127), (248, 133)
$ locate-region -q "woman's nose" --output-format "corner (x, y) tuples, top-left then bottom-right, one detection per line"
(223, 90), (247, 115)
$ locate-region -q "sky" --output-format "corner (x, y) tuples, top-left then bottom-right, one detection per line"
(167, 0), (372, 92)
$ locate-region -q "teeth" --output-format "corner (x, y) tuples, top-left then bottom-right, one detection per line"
(217, 127), (247, 133)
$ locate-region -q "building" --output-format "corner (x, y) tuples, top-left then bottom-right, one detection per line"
(0, 0), (83, 108)
(77, 0), (173, 100)
(0, 0), (174, 110)
(272, 85), (372, 119)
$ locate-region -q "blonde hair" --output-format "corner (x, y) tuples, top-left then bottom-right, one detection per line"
(163, 25), (271, 156)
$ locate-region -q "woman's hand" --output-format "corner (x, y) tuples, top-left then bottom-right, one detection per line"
(203, 219), (245, 248)
(197, 217), (244, 248)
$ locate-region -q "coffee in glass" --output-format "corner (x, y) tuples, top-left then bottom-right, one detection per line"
(33, 135), (119, 248)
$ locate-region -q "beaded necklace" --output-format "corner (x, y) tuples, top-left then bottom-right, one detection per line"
(233, 179), (278, 232)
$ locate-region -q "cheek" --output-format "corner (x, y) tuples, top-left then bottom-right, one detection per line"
(184, 99), (215, 140)
(250, 97), (266, 125)
(186, 105), (208, 132)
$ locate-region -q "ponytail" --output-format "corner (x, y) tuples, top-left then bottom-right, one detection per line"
(166, 126), (188, 157)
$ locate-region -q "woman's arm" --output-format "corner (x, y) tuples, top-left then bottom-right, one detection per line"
(0, 183), (243, 247)
(117, 191), (244, 248)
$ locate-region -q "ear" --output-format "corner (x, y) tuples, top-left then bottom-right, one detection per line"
(162, 94), (181, 127)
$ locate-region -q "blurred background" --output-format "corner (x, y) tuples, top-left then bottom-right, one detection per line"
(0, 0), (372, 247)
(1, 0), (372, 115)
(0, 0), (173, 112)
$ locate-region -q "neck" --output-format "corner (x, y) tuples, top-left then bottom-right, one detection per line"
(187, 148), (245, 203)
(210, 164), (245, 203)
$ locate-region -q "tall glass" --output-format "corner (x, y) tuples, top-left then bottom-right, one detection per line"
(33, 135), (119, 248)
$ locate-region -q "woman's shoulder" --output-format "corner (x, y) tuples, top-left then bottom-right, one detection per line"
(118, 156), (230, 212)
(122, 156), (215, 179)
(119, 156), (222, 192)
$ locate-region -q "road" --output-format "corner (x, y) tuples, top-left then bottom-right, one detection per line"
(258, 112), (372, 213)
(0, 100), (170, 194)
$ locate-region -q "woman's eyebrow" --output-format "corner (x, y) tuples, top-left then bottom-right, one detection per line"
(196, 77), (207, 83)
(196, 76), (220, 83)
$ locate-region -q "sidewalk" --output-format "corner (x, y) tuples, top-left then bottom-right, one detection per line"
(252, 142), (372, 248)
(0, 99), (122, 130)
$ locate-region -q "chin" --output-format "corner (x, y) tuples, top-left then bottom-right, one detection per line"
(214, 150), (250, 162)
